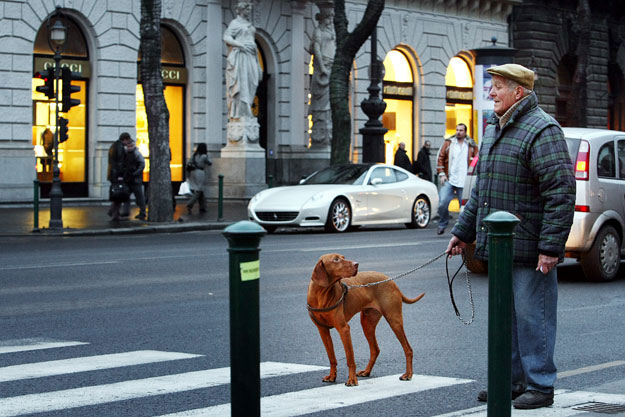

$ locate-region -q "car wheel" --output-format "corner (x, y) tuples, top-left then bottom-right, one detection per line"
(581, 225), (621, 282)
(325, 198), (351, 233)
(406, 196), (431, 229)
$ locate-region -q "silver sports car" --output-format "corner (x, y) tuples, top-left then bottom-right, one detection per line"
(247, 163), (439, 233)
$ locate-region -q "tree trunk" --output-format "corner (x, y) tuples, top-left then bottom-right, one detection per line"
(330, 0), (385, 165)
(566, 0), (591, 127)
(140, 0), (173, 222)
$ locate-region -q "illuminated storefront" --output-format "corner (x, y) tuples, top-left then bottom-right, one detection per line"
(445, 57), (474, 140)
(32, 18), (88, 197)
(382, 50), (414, 165)
(136, 26), (187, 185)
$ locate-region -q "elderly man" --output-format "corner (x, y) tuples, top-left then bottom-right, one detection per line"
(445, 64), (576, 409)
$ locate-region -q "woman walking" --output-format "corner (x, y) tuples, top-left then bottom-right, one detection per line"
(186, 143), (212, 214)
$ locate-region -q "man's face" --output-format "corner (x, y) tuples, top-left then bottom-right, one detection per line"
(490, 75), (521, 115)
(456, 125), (467, 139)
(424, 141), (431, 149)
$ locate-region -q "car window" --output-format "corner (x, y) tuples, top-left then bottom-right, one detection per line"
(395, 170), (409, 182)
(618, 140), (625, 179)
(302, 165), (371, 184)
(369, 167), (397, 184)
(564, 137), (580, 163)
(597, 142), (616, 178)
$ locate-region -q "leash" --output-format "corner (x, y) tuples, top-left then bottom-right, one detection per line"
(345, 251), (475, 326)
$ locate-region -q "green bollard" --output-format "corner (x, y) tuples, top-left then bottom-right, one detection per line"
(223, 221), (266, 417)
(483, 211), (519, 417)
(33, 179), (40, 231)
(218, 174), (224, 222)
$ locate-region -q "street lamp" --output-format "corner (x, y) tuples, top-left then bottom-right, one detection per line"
(359, 27), (387, 163)
(46, 7), (68, 229)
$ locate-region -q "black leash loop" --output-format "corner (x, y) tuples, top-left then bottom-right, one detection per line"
(445, 253), (475, 325)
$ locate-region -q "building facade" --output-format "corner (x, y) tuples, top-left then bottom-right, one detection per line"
(2, 0), (622, 203)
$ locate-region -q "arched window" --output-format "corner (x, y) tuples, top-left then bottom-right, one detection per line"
(445, 57), (473, 139)
(32, 16), (89, 197)
(136, 25), (187, 183)
(382, 49), (414, 164)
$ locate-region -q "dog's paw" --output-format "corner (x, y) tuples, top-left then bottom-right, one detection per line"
(399, 373), (412, 381)
(322, 374), (336, 383)
(356, 370), (371, 377)
(345, 377), (359, 386)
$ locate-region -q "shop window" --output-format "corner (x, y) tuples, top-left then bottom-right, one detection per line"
(382, 50), (414, 165)
(32, 16), (89, 197)
(445, 57), (474, 139)
(137, 25), (186, 183)
(556, 54), (576, 127)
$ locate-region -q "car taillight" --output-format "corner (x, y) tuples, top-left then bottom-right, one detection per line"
(575, 205), (590, 212)
(574, 140), (590, 180)
(467, 155), (478, 175)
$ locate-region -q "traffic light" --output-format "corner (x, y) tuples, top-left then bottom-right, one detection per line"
(61, 67), (81, 112)
(58, 117), (69, 143)
(35, 69), (55, 99)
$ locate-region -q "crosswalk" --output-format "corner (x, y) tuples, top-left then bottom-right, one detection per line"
(1, 337), (624, 416)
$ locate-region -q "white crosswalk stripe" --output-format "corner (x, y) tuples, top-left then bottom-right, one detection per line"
(0, 350), (202, 382)
(0, 338), (88, 354)
(0, 359), (326, 417)
(2, 338), (624, 417)
(159, 373), (474, 417)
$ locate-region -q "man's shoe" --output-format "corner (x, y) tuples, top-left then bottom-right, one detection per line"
(437, 228), (445, 235)
(135, 213), (146, 220)
(513, 390), (554, 409)
(477, 388), (525, 402)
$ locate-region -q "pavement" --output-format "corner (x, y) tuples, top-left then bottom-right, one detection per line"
(0, 196), (250, 237)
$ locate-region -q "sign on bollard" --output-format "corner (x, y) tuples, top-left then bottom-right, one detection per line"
(483, 211), (519, 417)
(222, 221), (266, 417)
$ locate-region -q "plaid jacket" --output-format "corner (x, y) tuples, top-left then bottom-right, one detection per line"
(451, 92), (576, 265)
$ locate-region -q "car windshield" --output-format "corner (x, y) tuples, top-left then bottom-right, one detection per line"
(302, 165), (371, 185)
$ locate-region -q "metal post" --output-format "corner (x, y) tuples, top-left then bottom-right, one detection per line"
(48, 18), (64, 229)
(222, 221), (266, 417)
(359, 26), (387, 163)
(483, 211), (519, 417)
(218, 174), (224, 222)
(33, 179), (40, 231)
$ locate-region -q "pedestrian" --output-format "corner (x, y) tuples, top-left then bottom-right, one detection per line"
(121, 139), (146, 220)
(393, 142), (412, 172)
(107, 132), (131, 221)
(445, 63), (576, 409)
(412, 140), (433, 182)
(186, 143), (212, 214)
(435, 123), (478, 234)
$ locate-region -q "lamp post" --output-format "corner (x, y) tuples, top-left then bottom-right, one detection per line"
(359, 27), (387, 163)
(47, 7), (67, 229)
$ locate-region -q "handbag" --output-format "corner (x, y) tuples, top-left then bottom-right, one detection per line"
(178, 180), (192, 196)
(185, 156), (197, 172)
(109, 181), (130, 202)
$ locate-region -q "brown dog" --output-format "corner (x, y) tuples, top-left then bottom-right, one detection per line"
(307, 253), (425, 386)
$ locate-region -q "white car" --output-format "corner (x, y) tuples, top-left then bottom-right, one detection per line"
(463, 127), (625, 281)
(248, 163), (439, 233)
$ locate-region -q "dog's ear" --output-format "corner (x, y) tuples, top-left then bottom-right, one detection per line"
(312, 259), (330, 287)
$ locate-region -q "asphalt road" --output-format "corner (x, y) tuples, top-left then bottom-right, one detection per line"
(1, 224), (624, 416)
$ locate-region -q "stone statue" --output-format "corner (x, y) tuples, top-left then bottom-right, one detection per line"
(223, 1), (262, 144)
(309, 9), (335, 146)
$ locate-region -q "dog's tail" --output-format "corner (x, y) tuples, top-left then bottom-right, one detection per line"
(402, 292), (425, 304)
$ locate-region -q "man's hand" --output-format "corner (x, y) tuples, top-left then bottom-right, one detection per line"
(446, 235), (466, 257)
(536, 254), (558, 275)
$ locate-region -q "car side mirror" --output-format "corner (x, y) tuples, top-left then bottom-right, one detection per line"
(371, 178), (383, 186)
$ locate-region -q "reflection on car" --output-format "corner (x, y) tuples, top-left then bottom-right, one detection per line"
(247, 163), (439, 233)
(463, 127), (625, 281)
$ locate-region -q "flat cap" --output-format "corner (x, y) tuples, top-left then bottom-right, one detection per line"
(487, 63), (534, 90)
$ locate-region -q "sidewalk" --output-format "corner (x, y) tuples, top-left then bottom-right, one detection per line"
(0, 197), (250, 237)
